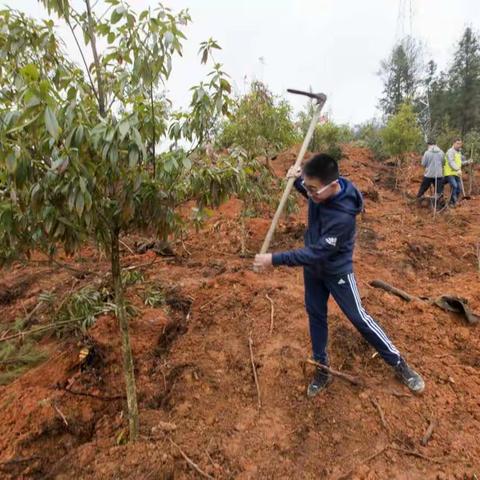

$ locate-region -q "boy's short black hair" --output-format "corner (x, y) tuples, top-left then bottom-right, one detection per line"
(303, 153), (339, 184)
(427, 138), (436, 145)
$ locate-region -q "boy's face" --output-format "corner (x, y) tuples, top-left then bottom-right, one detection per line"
(454, 140), (462, 150)
(302, 176), (338, 203)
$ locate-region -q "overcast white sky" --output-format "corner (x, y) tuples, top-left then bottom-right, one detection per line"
(5, 0), (480, 124)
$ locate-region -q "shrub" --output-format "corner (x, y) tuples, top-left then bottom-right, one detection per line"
(354, 120), (388, 160)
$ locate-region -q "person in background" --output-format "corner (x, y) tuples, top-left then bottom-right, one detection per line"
(444, 138), (472, 207)
(416, 139), (444, 201)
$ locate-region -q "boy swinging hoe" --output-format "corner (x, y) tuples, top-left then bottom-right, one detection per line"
(253, 153), (425, 397)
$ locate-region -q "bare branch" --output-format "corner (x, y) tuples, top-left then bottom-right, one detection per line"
(65, 17), (100, 105)
(306, 359), (364, 386)
(249, 333), (262, 409)
(170, 440), (214, 480)
(266, 293), (274, 334)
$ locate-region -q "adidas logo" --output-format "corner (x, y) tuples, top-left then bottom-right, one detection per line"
(338, 278), (346, 285)
(325, 237), (337, 246)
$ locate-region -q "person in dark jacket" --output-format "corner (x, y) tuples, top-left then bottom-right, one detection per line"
(253, 153), (424, 396)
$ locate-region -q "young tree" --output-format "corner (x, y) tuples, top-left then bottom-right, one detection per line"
(378, 37), (424, 116)
(217, 81), (298, 160)
(381, 102), (423, 187)
(297, 99), (352, 160)
(0, 2), (246, 442)
(168, 38), (234, 150)
(464, 130), (480, 194)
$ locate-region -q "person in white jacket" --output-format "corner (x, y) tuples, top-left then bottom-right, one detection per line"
(417, 139), (444, 199)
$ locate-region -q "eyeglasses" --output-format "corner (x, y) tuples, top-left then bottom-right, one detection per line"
(301, 179), (337, 196)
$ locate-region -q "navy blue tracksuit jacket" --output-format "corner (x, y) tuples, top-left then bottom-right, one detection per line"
(272, 177), (401, 367)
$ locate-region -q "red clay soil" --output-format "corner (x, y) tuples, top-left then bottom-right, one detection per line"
(0, 145), (479, 479)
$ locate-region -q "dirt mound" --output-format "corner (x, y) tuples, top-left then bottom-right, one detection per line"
(0, 145), (479, 479)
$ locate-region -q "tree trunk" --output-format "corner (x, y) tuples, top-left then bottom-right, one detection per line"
(468, 146), (474, 195)
(395, 156), (401, 190)
(85, 0), (106, 117)
(150, 83), (156, 178)
(240, 212), (246, 257)
(111, 228), (139, 441)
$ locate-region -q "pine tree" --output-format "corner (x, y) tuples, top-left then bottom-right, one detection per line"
(427, 61), (453, 136)
(448, 27), (480, 136)
(378, 37), (423, 116)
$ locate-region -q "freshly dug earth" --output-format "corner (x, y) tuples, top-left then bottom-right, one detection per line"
(0, 145), (479, 480)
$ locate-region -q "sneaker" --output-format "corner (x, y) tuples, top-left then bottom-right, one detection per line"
(307, 366), (332, 398)
(394, 358), (425, 394)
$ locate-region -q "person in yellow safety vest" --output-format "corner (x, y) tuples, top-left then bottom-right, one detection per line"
(444, 138), (471, 207)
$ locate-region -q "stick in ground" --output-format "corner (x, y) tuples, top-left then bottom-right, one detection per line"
(305, 358), (364, 387)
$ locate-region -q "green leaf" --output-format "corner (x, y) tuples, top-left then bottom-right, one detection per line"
(129, 147), (139, 168)
(44, 216), (54, 234)
(215, 95), (222, 113)
(183, 157), (192, 170)
(220, 78), (231, 93)
(102, 143), (110, 160)
(24, 89), (41, 107)
(111, 6), (125, 24)
(105, 128), (115, 142)
(149, 18), (159, 33)
(164, 31), (174, 46)
(7, 111), (41, 134)
(83, 29), (90, 46)
(131, 128), (146, 156)
(15, 158), (28, 186)
(39, 80), (50, 97)
(75, 191), (85, 217)
(44, 106), (60, 139)
(74, 125), (84, 147)
(68, 188), (76, 212)
(111, 11), (121, 24)
(67, 86), (77, 101)
(79, 177), (87, 193)
(108, 32), (116, 44)
(20, 64), (40, 81)
(6, 152), (17, 173)
(31, 184), (42, 211)
(54, 222), (65, 238)
(118, 120), (129, 141)
(3, 112), (16, 128)
(65, 128), (75, 148)
(109, 144), (118, 166)
(84, 190), (92, 211)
